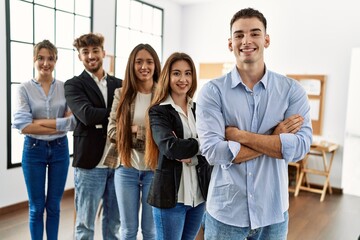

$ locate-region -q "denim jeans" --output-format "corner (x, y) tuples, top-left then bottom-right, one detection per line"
(74, 167), (120, 240)
(152, 202), (206, 240)
(204, 211), (289, 240)
(22, 136), (69, 240)
(114, 166), (155, 240)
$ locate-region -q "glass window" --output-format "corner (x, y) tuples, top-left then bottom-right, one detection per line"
(56, 11), (75, 49)
(10, 42), (33, 84)
(115, 0), (163, 78)
(35, 5), (55, 43)
(117, 0), (130, 27)
(56, 0), (74, 13)
(34, 0), (54, 8)
(75, 15), (91, 40)
(75, 0), (92, 17)
(56, 49), (75, 81)
(129, 1), (142, 31)
(141, 4), (153, 34)
(10, 0), (33, 42)
(6, 0), (93, 168)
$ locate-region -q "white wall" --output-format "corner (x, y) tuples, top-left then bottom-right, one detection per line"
(342, 48), (360, 196)
(1, 0), (359, 208)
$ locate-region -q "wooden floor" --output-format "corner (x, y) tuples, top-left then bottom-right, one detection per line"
(1, 191), (359, 240)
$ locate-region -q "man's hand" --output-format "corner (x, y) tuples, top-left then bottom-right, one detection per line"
(225, 126), (241, 142)
(272, 114), (303, 135)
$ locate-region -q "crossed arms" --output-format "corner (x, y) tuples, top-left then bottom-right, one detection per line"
(226, 114), (304, 163)
(22, 111), (73, 135)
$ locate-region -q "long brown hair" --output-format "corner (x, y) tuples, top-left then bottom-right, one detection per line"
(145, 52), (197, 170)
(116, 44), (161, 167)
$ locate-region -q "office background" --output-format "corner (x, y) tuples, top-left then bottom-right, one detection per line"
(1, 0), (359, 208)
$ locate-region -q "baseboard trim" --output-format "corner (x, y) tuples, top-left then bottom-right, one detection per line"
(0, 188), (74, 216)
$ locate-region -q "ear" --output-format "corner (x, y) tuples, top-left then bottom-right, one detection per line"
(102, 49), (106, 58)
(77, 53), (81, 61)
(264, 34), (270, 48)
(228, 38), (233, 52)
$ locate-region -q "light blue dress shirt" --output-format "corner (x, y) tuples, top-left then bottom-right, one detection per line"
(13, 78), (76, 141)
(196, 67), (312, 229)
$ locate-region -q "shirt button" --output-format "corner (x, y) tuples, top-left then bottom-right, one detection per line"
(249, 172), (252, 176)
(249, 194), (253, 198)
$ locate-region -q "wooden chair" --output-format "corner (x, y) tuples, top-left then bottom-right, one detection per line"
(294, 141), (338, 202)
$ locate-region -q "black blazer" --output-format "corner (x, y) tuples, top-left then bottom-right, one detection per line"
(64, 70), (122, 169)
(147, 103), (199, 208)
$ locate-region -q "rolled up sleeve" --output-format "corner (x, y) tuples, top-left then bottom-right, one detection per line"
(196, 82), (236, 166)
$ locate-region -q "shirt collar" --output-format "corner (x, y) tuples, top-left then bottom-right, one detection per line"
(160, 95), (194, 109)
(85, 69), (107, 86)
(230, 65), (269, 90)
(31, 78), (56, 85)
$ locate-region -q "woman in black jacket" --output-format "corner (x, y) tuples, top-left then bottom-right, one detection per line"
(145, 52), (206, 240)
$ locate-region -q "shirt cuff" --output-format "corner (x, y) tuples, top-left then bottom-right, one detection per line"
(221, 140), (240, 169)
(56, 116), (76, 131)
(280, 133), (296, 162)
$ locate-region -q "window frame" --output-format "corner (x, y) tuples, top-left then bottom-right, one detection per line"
(6, 0), (94, 169)
(114, 0), (164, 78)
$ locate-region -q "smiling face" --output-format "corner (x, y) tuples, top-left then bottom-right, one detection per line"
(169, 60), (192, 99)
(34, 48), (56, 78)
(228, 17), (270, 67)
(78, 45), (105, 74)
(134, 49), (155, 83)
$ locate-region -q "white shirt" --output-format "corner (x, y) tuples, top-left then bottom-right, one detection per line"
(131, 92), (152, 170)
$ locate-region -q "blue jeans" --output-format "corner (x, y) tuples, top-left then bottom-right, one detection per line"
(22, 136), (69, 240)
(74, 167), (120, 240)
(204, 211), (289, 240)
(152, 202), (206, 240)
(114, 166), (155, 240)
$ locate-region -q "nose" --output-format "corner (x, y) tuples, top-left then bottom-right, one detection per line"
(43, 59), (49, 66)
(141, 63), (146, 69)
(179, 74), (187, 82)
(242, 35), (251, 45)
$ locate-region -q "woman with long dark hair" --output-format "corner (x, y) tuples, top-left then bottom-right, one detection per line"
(107, 43), (161, 240)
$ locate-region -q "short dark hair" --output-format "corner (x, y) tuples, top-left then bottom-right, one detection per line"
(73, 33), (104, 51)
(230, 8), (267, 35)
(34, 40), (58, 61)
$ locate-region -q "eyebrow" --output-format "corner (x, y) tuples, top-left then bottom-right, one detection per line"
(135, 58), (154, 61)
(171, 69), (191, 72)
(233, 28), (262, 34)
(81, 47), (100, 51)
